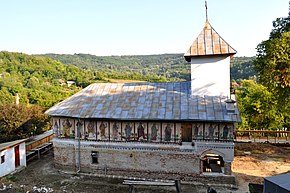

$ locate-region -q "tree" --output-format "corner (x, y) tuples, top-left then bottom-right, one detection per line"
(236, 80), (282, 130)
(255, 32), (290, 89)
(254, 8), (290, 129)
(0, 103), (51, 143)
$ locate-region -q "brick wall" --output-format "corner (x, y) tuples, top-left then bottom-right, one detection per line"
(54, 147), (199, 173)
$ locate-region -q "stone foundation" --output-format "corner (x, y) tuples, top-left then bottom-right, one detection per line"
(53, 139), (235, 184)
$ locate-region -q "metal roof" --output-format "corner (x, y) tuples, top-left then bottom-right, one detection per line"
(184, 22), (237, 62)
(45, 82), (241, 122)
(0, 139), (27, 152)
(264, 173), (290, 191)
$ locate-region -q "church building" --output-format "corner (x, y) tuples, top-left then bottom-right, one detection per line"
(45, 11), (240, 182)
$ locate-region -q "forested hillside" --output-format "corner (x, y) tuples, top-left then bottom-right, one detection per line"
(0, 51), (96, 107)
(0, 52), (170, 108)
(0, 51), (256, 109)
(41, 53), (256, 82)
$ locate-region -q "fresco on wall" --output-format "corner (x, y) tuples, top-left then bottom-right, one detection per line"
(61, 119), (73, 138)
(220, 124), (233, 140)
(109, 122), (121, 141)
(204, 123), (218, 140)
(86, 121), (96, 140)
(75, 119), (84, 139)
(136, 122), (147, 141)
(175, 123), (182, 142)
(162, 123), (174, 142)
(192, 123), (203, 140)
(122, 122), (133, 141)
(97, 121), (108, 140)
(53, 118), (60, 137)
(148, 122), (160, 142)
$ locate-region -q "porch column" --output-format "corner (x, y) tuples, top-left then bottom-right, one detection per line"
(224, 161), (232, 175)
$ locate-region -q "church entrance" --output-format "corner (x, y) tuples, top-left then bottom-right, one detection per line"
(181, 123), (192, 142)
(201, 153), (225, 173)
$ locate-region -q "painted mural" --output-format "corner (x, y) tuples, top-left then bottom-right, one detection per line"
(75, 119), (84, 139)
(52, 118), (234, 142)
(161, 123), (174, 142)
(62, 119), (71, 138)
(204, 123), (219, 140)
(53, 118), (60, 137)
(122, 122), (133, 141)
(86, 121), (96, 140)
(219, 124), (233, 140)
(109, 122), (121, 141)
(175, 123), (182, 142)
(148, 122), (160, 142)
(97, 121), (108, 140)
(136, 122), (147, 141)
(192, 123), (203, 140)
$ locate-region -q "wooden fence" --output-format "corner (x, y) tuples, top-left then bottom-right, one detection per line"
(26, 130), (53, 152)
(26, 130), (53, 162)
(235, 129), (290, 144)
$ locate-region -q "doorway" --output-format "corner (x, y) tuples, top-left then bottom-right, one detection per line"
(201, 153), (224, 173)
(14, 145), (20, 168)
(181, 123), (192, 142)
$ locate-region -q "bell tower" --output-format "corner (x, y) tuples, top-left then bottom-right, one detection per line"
(184, 2), (236, 97)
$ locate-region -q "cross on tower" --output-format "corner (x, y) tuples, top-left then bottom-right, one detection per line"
(205, 0), (208, 21)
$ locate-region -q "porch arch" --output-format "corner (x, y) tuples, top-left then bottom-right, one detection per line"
(200, 149), (225, 174)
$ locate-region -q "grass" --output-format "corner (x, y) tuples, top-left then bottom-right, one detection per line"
(6, 175), (18, 182)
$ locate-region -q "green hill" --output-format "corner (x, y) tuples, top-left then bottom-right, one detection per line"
(0, 51), (98, 107)
(41, 53), (256, 82)
(0, 51), (256, 108)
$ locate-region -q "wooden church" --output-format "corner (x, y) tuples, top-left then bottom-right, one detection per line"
(45, 8), (240, 182)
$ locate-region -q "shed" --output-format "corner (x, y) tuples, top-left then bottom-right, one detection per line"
(0, 139), (27, 177)
(264, 173), (290, 193)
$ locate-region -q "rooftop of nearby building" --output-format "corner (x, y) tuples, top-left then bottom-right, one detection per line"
(265, 173), (290, 191)
(0, 139), (27, 152)
(45, 82), (241, 122)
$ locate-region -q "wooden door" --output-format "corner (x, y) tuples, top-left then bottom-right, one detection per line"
(14, 145), (20, 168)
(181, 123), (192, 142)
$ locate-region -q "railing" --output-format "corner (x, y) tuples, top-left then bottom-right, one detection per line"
(234, 129), (290, 144)
(26, 130), (53, 162)
(26, 130), (53, 152)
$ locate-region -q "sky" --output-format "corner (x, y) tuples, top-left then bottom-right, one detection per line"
(0, 0), (289, 57)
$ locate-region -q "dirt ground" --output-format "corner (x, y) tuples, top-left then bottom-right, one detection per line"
(232, 143), (290, 192)
(0, 143), (289, 193)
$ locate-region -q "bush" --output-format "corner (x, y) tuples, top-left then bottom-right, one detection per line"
(0, 103), (51, 143)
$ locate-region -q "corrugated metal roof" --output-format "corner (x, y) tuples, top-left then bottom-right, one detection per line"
(184, 22), (237, 62)
(45, 82), (241, 122)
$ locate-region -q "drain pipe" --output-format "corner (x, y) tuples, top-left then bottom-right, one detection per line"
(76, 119), (81, 173)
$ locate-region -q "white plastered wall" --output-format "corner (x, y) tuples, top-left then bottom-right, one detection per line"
(191, 56), (230, 97)
(19, 142), (27, 167)
(0, 142), (26, 177)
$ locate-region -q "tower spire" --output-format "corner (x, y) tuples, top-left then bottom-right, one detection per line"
(205, 0), (208, 22)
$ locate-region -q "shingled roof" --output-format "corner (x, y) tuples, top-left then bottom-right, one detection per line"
(45, 82), (241, 122)
(184, 22), (237, 62)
